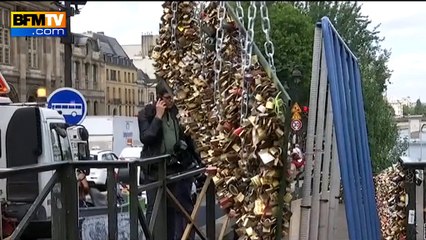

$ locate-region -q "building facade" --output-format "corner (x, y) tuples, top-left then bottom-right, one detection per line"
(83, 31), (138, 117)
(70, 34), (106, 115)
(122, 33), (159, 111)
(0, 1), (63, 102)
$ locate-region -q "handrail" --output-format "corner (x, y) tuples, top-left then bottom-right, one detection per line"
(0, 154), (171, 179)
(0, 155), (216, 240)
(0, 161), (66, 178)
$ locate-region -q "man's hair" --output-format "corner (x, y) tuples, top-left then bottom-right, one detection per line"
(156, 85), (168, 97)
(156, 79), (172, 97)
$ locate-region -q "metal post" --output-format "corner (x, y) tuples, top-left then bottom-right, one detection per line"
(129, 163), (139, 239)
(309, 40), (328, 240)
(407, 168), (417, 240)
(153, 160), (167, 240)
(416, 171), (424, 240)
(61, 164), (79, 240)
(420, 124), (426, 161)
(62, 1), (73, 88)
(299, 25), (323, 240)
(421, 127), (423, 161)
(107, 167), (118, 240)
(206, 180), (216, 240)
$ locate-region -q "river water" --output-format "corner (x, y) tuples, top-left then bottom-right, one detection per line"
(399, 129), (426, 161)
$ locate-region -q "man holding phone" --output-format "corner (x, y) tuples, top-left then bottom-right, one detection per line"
(138, 80), (199, 240)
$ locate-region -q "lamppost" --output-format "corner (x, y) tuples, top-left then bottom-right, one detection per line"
(420, 123), (426, 161)
(52, 1), (87, 88)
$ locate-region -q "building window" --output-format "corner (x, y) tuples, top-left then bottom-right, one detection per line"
(112, 87), (116, 99)
(132, 89), (135, 104)
(86, 101), (90, 115)
(118, 71), (121, 81)
(124, 71), (127, 82)
(74, 61), (80, 88)
(128, 73), (131, 83)
(75, 61), (80, 78)
(132, 73), (135, 82)
(111, 70), (116, 81)
(106, 87), (110, 100)
(85, 63), (90, 81)
(93, 65), (97, 82)
(27, 38), (39, 69)
(106, 69), (109, 80)
(0, 8), (10, 65)
(94, 101), (98, 115)
(124, 89), (127, 104)
(149, 92), (154, 103)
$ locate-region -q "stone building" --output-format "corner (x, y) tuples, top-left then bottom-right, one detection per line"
(0, 1), (106, 116)
(0, 1), (63, 102)
(83, 31), (138, 116)
(71, 33), (106, 115)
(122, 33), (159, 110)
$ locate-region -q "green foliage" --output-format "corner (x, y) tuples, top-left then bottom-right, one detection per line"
(414, 99), (423, 115)
(403, 98), (426, 116)
(232, 2), (314, 105)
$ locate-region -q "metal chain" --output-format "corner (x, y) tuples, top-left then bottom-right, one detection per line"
(199, 2), (207, 79)
(235, 1), (245, 73)
(170, 2), (178, 50)
(260, 1), (276, 74)
(243, 1), (257, 72)
(240, 1), (257, 121)
(213, 1), (226, 120)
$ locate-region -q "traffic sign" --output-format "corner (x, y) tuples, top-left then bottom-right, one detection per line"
(47, 87), (87, 125)
(291, 102), (302, 113)
(291, 120), (303, 131)
(292, 112), (302, 121)
(0, 71), (10, 94)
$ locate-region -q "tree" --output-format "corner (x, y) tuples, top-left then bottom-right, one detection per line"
(231, 1), (315, 105)
(403, 105), (412, 116)
(414, 98), (423, 115)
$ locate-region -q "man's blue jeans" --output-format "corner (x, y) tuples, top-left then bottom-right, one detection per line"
(145, 177), (195, 240)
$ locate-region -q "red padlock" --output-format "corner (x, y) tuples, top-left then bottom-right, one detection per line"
(232, 127), (245, 137)
(219, 197), (234, 209)
(223, 121), (233, 133)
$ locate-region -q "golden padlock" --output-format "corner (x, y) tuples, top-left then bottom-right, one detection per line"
(265, 97), (275, 109)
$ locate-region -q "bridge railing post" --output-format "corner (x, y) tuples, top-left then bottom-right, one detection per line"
(107, 167), (118, 240)
(152, 158), (168, 240)
(51, 164), (78, 240)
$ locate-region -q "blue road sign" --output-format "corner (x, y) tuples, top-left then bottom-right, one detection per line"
(47, 87), (87, 125)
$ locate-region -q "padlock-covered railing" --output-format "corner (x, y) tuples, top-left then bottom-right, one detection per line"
(151, 1), (293, 239)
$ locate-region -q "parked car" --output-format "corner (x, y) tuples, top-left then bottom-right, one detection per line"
(118, 146), (143, 161)
(87, 149), (118, 190)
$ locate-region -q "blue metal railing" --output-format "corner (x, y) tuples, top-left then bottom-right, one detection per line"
(321, 16), (381, 240)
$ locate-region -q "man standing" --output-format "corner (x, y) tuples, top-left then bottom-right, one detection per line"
(138, 81), (198, 240)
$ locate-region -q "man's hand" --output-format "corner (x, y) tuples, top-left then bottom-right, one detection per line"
(77, 172), (86, 181)
(155, 99), (167, 119)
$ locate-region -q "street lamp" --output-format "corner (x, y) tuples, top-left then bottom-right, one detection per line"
(36, 87), (47, 98)
(292, 67), (302, 84)
(420, 124), (426, 161)
(51, 1), (87, 88)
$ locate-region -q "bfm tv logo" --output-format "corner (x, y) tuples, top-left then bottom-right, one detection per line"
(10, 12), (66, 37)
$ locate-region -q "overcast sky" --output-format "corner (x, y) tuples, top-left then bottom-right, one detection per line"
(71, 1), (426, 102)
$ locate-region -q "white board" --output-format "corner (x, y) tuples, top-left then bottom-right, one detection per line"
(81, 212), (144, 240)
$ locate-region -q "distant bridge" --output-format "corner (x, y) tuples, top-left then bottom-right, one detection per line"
(395, 116), (426, 130)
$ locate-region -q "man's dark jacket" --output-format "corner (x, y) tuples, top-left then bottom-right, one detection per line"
(138, 103), (202, 177)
